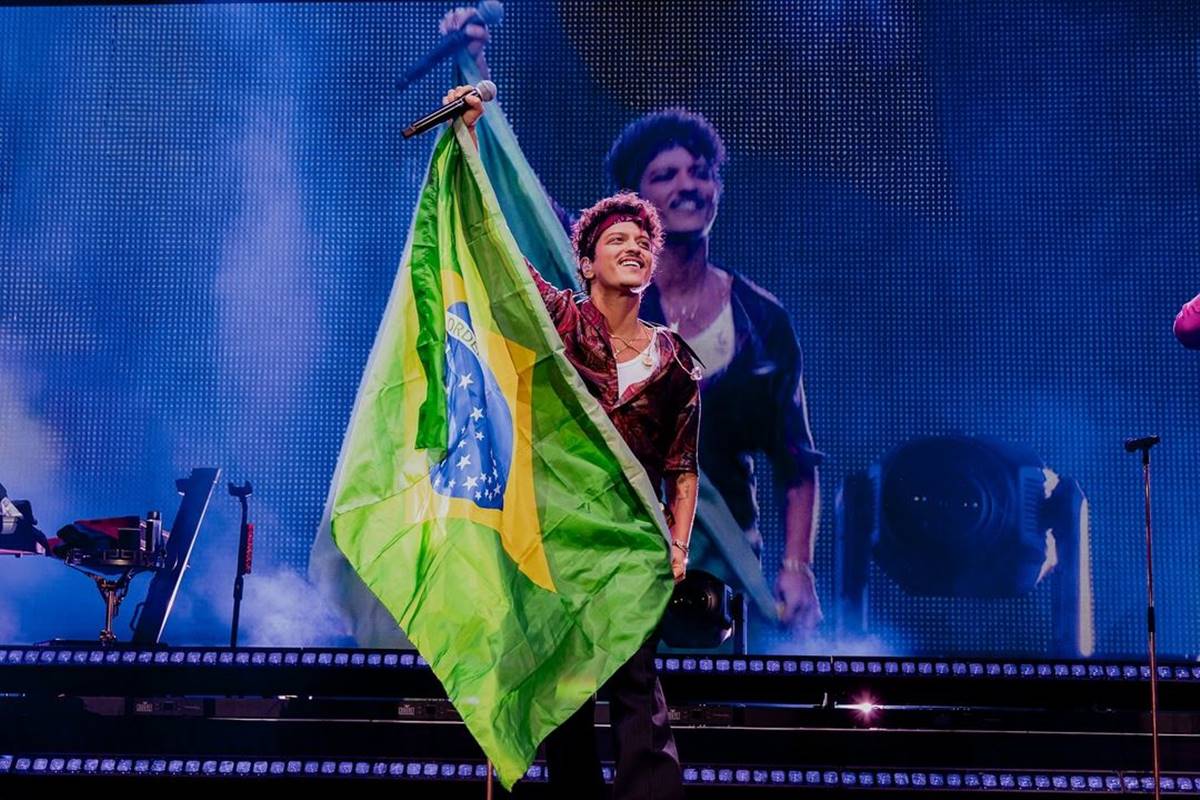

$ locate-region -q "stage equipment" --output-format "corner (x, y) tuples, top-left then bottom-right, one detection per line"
(60, 518), (169, 645)
(40, 469), (219, 644)
(835, 435), (1092, 656)
(661, 569), (745, 652)
(131, 468), (220, 644)
(227, 480), (254, 648)
(3, 644), (1200, 796)
(1125, 434), (1162, 800)
(0, 483), (47, 556)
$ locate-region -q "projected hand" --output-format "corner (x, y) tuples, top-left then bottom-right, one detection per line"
(776, 565), (823, 634)
(439, 7), (491, 76)
(442, 85), (485, 129)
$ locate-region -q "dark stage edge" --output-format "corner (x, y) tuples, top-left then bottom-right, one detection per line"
(1, 643), (1196, 795)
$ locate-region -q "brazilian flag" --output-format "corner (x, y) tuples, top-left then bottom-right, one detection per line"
(329, 121), (673, 788)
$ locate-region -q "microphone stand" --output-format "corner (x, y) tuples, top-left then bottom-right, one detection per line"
(228, 481), (254, 648)
(1125, 435), (1161, 800)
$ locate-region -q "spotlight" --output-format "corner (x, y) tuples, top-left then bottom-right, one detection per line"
(842, 692), (881, 723)
(835, 435), (1093, 656)
(660, 570), (735, 649)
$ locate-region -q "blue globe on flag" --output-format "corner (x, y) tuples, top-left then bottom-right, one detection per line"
(430, 301), (513, 509)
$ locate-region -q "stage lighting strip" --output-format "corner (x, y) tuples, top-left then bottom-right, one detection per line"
(0, 645), (1195, 684)
(0, 754), (1197, 792)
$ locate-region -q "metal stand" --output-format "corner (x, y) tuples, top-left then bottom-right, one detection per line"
(1125, 434), (1162, 800)
(91, 573), (134, 645)
(66, 548), (168, 645)
(228, 481), (254, 648)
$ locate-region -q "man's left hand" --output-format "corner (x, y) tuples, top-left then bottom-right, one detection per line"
(670, 550), (687, 584)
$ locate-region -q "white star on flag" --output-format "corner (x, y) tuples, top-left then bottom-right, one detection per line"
(456, 454), (472, 470)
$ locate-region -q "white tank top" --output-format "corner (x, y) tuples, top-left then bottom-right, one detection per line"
(616, 335), (660, 397)
(682, 299), (734, 377)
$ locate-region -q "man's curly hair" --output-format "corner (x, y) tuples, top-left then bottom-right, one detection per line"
(603, 109), (727, 194)
(571, 192), (664, 290)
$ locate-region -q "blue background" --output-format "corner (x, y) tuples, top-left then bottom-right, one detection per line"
(0, 1), (1197, 656)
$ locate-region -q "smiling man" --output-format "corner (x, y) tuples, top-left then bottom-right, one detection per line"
(446, 84), (700, 799)
(527, 194), (697, 800)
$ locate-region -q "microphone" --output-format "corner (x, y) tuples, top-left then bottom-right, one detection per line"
(395, 1), (504, 93)
(1124, 435), (1161, 453)
(402, 80), (497, 139)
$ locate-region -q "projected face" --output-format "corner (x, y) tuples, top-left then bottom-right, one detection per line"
(583, 220), (655, 295)
(637, 146), (720, 237)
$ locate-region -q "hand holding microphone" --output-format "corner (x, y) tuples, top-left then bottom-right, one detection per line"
(402, 80), (496, 139)
(442, 83), (488, 128)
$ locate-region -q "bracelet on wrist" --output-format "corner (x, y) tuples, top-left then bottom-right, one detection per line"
(781, 558), (813, 575)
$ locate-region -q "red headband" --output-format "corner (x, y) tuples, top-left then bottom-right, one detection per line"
(582, 213), (646, 259)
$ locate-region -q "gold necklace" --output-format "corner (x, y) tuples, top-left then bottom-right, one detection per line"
(610, 325), (656, 367)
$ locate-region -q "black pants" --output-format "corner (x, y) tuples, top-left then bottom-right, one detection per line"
(538, 636), (684, 800)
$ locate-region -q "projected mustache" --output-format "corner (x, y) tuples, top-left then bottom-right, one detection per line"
(670, 191), (708, 210)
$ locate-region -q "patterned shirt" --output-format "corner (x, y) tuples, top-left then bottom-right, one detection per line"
(527, 264), (700, 495)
